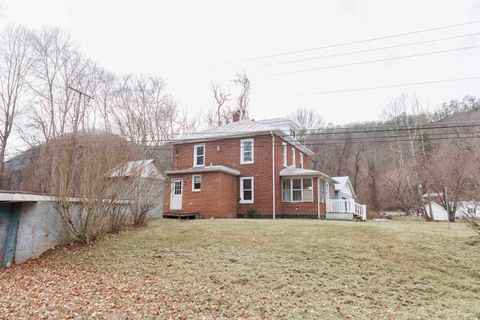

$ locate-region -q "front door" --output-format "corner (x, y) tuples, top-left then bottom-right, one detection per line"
(170, 179), (183, 210)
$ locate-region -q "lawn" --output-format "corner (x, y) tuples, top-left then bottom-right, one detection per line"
(1, 219), (479, 319)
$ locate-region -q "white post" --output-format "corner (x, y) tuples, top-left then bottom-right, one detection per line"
(362, 204), (367, 221)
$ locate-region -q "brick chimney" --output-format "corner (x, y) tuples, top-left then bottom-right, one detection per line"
(232, 110), (241, 122)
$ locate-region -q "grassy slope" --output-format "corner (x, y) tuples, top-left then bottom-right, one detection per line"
(1, 219), (479, 319)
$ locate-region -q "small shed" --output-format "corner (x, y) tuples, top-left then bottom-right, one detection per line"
(332, 176), (356, 200)
(108, 159), (165, 219)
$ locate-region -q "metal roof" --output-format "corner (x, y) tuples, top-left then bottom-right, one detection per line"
(172, 119), (314, 156)
(109, 159), (164, 179)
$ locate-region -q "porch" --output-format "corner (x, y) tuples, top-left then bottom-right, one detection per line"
(326, 199), (367, 221)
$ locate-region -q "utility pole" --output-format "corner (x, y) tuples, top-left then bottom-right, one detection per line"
(444, 186), (450, 227)
(66, 86), (94, 189)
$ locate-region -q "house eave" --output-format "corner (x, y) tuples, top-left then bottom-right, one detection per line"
(171, 130), (315, 156)
(165, 165), (241, 176)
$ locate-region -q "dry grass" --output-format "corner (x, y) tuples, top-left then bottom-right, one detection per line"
(1, 219), (479, 319)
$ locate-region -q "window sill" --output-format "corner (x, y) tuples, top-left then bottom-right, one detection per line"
(193, 164), (205, 168)
(240, 161), (254, 165)
(192, 189), (201, 192)
(239, 200), (254, 204)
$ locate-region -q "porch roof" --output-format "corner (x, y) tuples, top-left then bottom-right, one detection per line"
(165, 165), (241, 176)
(279, 166), (337, 183)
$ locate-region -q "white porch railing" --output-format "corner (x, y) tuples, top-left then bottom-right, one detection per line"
(326, 199), (367, 221)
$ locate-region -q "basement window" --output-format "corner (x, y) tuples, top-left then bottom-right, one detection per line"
(192, 175), (201, 192)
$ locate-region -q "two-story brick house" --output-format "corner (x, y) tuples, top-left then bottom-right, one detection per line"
(163, 116), (340, 219)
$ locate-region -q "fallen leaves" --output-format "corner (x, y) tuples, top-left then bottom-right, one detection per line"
(0, 219), (479, 319)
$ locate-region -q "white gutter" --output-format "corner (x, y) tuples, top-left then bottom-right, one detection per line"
(271, 132), (276, 220)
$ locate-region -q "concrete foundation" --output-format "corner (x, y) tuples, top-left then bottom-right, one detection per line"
(326, 213), (354, 221)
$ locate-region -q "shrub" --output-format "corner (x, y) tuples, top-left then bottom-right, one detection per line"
(246, 207), (258, 218)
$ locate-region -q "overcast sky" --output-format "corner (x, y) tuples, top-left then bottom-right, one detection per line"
(1, 0), (480, 125)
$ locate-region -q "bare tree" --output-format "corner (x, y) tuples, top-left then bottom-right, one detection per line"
(460, 183), (480, 236)
(0, 25), (34, 185)
(233, 71), (250, 120)
(24, 27), (98, 145)
(208, 82), (231, 127)
(289, 108), (324, 143)
(50, 133), (134, 244)
(111, 74), (190, 145)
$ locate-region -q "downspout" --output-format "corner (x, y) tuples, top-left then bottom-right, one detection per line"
(317, 177), (321, 219)
(271, 132), (276, 219)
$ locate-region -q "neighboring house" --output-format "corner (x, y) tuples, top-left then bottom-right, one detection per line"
(163, 116), (366, 220)
(332, 176), (356, 200)
(424, 200), (480, 221)
(424, 201), (451, 221)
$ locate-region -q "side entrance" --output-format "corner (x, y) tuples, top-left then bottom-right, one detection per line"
(170, 179), (183, 210)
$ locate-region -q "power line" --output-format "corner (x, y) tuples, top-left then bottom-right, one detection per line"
(282, 75), (480, 96)
(10, 131), (479, 158)
(255, 45), (480, 78)
(250, 32), (480, 69)
(156, 121), (480, 138)
(216, 19), (480, 65)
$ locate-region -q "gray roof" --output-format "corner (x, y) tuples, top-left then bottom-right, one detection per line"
(172, 118), (314, 156)
(166, 165), (241, 176)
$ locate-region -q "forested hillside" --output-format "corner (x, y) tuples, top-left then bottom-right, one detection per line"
(306, 95), (480, 216)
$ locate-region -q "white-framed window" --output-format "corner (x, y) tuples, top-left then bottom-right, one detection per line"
(240, 177), (254, 204)
(192, 175), (201, 192)
(281, 177), (313, 202)
(292, 147), (296, 167)
(300, 153), (304, 169)
(194, 144), (205, 167)
(240, 138), (254, 164)
(282, 142), (288, 167)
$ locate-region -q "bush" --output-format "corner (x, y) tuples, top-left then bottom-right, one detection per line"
(246, 207), (258, 218)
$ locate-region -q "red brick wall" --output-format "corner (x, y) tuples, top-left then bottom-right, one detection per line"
(173, 135), (275, 215)
(169, 134), (321, 218)
(163, 172), (238, 218)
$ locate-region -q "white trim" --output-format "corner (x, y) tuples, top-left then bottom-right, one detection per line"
(192, 174), (201, 192)
(282, 142), (287, 167)
(193, 144), (205, 167)
(240, 138), (254, 164)
(240, 177), (254, 204)
(292, 147), (296, 167)
(300, 153), (304, 169)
